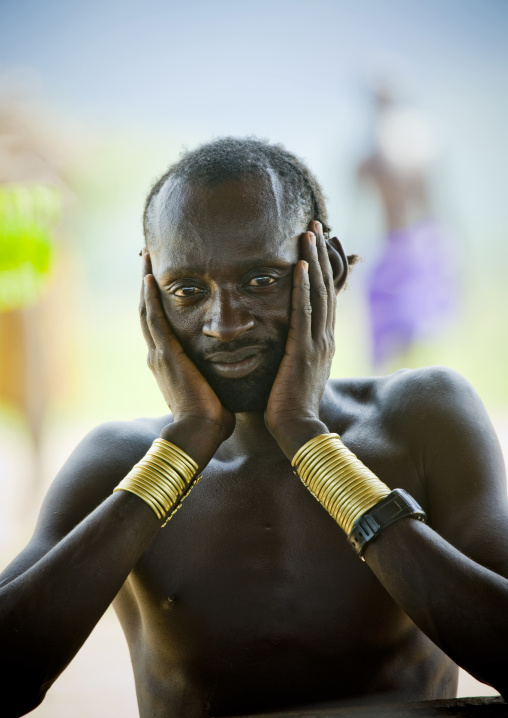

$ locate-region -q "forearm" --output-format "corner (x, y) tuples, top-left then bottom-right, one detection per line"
(289, 430), (508, 697)
(0, 419), (221, 714)
(365, 518), (508, 695)
(270, 418), (330, 462)
(0, 491), (160, 711)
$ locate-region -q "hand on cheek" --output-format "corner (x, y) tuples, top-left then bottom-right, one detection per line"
(265, 221), (336, 459)
(139, 250), (235, 459)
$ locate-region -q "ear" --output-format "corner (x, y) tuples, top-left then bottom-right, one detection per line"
(326, 236), (349, 293)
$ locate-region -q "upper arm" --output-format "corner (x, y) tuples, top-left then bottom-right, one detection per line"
(412, 367), (508, 576)
(0, 420), (153, 588)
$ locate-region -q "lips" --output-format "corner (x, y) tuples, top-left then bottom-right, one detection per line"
(206, 346), (267, 379)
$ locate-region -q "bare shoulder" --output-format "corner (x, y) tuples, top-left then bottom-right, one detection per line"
(377, 365), (497, 449)
(326, 365), (481, 430)
(327, 365), (500, 478)
(380, 364), (477, 408)
(0, 413), (173, 586)
(69, 414), (172, 480)
(33, 414), (171, 542)
(51, 413), (171, 501)
(0, 416), (171, 585)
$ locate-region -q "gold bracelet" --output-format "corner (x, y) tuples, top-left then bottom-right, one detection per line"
(292, 433), (391, 534)
(118, 484), (165, 518)
(126, 473), (174, 515)
(114, 438), (199, 524)
(136, 461), (187, 498)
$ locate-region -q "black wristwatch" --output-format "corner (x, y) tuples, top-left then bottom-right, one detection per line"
(347, 488), (427, 560)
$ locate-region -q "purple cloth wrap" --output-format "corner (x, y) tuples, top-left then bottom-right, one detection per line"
(367, 220), (458, 366)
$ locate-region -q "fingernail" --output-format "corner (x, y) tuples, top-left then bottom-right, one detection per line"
(315, 221), (322, 233)
(308, 232), (316, 246)
(302, 261), (309, 273)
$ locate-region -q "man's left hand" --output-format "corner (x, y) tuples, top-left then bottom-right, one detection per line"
(265, 221), (335, 459)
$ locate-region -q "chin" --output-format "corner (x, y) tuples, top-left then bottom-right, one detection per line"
(206, 372), (275, 413)
(188, 338), (286, 414)
(219, 391), (270, 414)
(193, 353), (281, 414)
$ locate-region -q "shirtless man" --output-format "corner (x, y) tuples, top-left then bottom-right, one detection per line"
(1, 138), (508, 718)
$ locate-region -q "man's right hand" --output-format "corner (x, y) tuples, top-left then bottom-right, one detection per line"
(139, 250), (235, 461)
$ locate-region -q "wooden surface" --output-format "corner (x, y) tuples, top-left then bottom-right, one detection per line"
(228, 697), (507, 718)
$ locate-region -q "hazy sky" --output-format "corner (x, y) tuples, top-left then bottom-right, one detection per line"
(1, 0), (508, 406)
(1, 0), (507, 247)
(1, 0), (506, 130)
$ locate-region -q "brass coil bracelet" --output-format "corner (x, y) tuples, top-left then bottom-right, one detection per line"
(114, 438), (200, 526)
(292, 433), (391, 535)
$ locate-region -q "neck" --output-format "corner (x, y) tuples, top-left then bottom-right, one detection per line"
(218, 410), (285, 462)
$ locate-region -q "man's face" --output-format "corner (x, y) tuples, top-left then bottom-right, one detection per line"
(148, 173), (304, 413)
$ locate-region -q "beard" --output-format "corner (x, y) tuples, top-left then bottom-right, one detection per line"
(188, 336), (287, 413)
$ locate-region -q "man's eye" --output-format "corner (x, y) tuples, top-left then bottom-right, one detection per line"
(248, 276), (276, 288)
(174, 286), (205, 297)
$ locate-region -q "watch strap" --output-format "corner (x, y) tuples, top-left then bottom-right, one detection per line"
(347, 488), (427, 560)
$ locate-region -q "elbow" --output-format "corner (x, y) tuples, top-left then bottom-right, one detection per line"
(492, 671), (508, 703)
(2, 682), (47, 718)
(0, 603), (55, 715)
(0, 660), (53, 717)
(465, 660), (508, 702)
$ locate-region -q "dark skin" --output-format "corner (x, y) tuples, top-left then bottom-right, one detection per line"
(1, 175), (508, 718)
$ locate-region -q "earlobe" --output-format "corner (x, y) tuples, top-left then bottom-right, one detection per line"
(327, 236), (349, 293)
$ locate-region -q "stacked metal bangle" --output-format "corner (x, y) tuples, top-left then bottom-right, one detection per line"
(292, 433), (391, 535)
(114, 438), (199, 524)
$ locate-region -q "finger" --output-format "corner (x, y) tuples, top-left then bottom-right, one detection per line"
(302, 230), (328, 337)
(143, 274), (182, 354)
(311, 221), (336, 332)
(139, 251), (156, 351)
(287, 258), (311, 344)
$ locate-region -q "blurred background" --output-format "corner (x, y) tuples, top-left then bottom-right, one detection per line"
(0, 0), (507, 714)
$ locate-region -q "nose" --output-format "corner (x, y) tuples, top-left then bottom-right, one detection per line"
(202, 287), (255, 341)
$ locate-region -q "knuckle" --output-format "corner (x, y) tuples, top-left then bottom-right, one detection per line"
(310, 282), (327, 300)
(154, 350), (166, 367)
(147, 315), (158, 333)
(318, 333), (334, 352)
(147, 349), (165, 371)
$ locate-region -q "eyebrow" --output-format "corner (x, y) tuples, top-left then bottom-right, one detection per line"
(159, 257), (295, 282)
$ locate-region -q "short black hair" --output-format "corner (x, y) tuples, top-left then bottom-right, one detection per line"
(143, 136), (358, 265)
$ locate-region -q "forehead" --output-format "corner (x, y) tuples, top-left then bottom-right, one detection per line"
(148, 173), (303, 270)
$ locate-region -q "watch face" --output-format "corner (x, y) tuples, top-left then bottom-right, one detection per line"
(348, 489), (427, 559)
(376, 492), (408, 523)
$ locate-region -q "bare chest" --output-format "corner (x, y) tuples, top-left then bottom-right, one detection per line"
(115, 436), (433, 713)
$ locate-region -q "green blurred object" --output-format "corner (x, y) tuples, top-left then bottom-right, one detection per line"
(0, 183), (62, 312)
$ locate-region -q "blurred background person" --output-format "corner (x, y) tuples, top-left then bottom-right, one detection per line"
(357, 80), (459, 370)
(0, 91), (78, 508)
